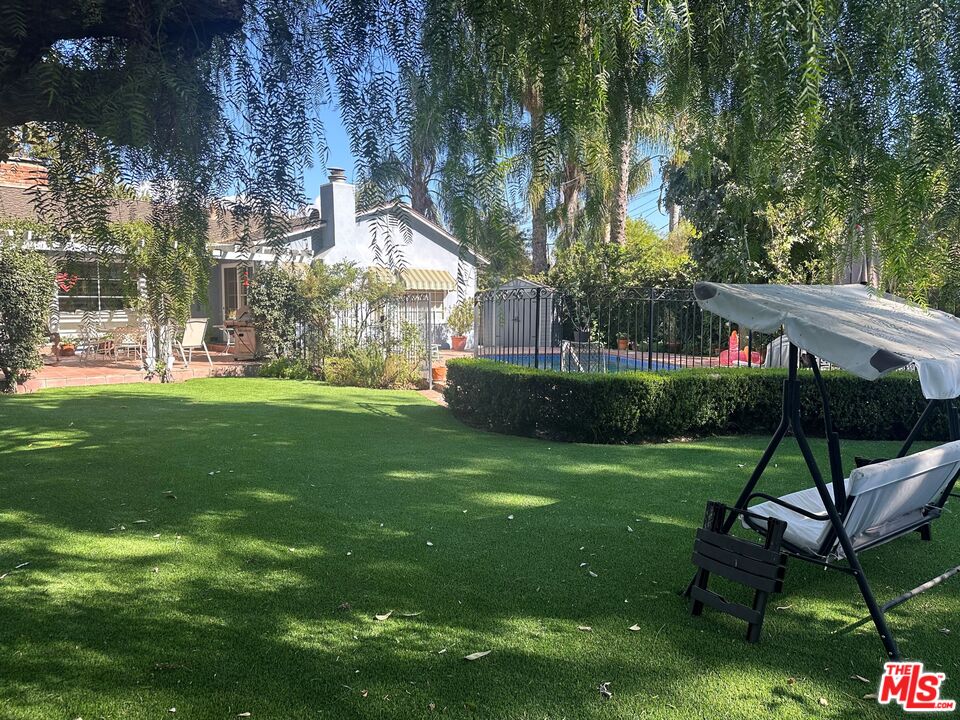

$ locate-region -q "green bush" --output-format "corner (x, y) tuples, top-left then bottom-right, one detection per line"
(444, 359), (945, 443)
(0, 240), (53, 387)
(324, 348), (420, 389)
(258, 357), (316, 380)
(248, 264), (308, 359)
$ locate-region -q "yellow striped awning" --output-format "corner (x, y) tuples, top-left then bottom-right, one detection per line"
(374, 267), (456, 291)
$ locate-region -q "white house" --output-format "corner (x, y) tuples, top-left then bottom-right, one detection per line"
(0, 158), (483, 347)
(206, 168), (484, 346)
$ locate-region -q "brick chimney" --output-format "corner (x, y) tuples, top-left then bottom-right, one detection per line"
(0, 159), (48, 187)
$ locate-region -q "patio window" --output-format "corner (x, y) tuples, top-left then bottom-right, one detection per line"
(57, 262), (126, 312)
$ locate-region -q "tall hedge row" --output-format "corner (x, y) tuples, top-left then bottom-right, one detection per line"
(443, 359), (947, 444)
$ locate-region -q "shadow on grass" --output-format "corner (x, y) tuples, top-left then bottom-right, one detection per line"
(0, 379), (955, 718)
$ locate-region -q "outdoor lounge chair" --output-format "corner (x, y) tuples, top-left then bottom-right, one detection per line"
(742, 440), (960, 557)
(684, 282), (960, 661)
(176, 318), (213, 367)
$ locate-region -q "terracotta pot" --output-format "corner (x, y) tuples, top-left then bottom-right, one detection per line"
(617, 338), (629, 350)
(60, 345), (76, 357)
(431, 364), (447, 383)
(451, 335), (467, 351)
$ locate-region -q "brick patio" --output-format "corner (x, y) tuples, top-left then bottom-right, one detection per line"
(15, 349), (261, 393)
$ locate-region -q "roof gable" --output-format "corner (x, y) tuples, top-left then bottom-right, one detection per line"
(357, 202), (487, 266)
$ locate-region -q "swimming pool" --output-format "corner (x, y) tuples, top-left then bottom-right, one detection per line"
(481, 352), (678, 373)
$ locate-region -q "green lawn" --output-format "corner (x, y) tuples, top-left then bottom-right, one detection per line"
(1, 379), (957, 719)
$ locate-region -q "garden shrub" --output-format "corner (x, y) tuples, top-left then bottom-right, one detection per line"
(325, 348), (420, 389)
(0, 240), (53, 388)
(258, 357), (316, 380)
(444, 359), (944, 443)
(248, 264), (308, 358)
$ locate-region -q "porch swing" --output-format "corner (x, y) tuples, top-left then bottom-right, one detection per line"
(685, 282), (960, 660)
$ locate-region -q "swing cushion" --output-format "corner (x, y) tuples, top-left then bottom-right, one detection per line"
(745, 440), (960, 557)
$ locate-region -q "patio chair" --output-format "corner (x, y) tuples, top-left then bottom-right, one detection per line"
(176, 318), (213, 367)
(113, 325), (145, 363)
(77, 320), (114, 363)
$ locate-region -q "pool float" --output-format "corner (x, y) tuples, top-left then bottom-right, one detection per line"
(718, 330), (762, 366)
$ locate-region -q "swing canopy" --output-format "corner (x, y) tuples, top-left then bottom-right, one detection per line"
(694, 282), (960, 399)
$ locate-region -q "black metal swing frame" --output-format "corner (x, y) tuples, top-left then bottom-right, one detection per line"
(687, 342), (960, 660)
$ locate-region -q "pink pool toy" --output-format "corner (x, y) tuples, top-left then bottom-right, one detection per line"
(717, 330), (762, 366)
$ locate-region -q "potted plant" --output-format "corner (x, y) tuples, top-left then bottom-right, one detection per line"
(447, 299), (473, 352)
(616, 332), (629, 351)
(432, 362), (447, 384)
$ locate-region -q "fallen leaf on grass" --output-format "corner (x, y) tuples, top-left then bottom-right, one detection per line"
(863, 693), (877, 700)
(14, 562), (29, 569)
(463, 651), (491, 661)
(134, 520), (148, 524)
(153, 662), (185, 671)
(236, 714), (251, 718)
(627, 526), (633, 533)
(428, 702), (436, 711)
(851, 675), (870, 684)
(507, 515), (514, 520)
(375, 611), (393, 621)
(940, 628), (951, 635)
(437, 648), (447, 654)
(337, 602), (352, 611)
(152, 534), (161, 539)
(818, 697), (829, 707)
(426, 541), (434, 547)
(598, 682), (613, 700)
(360, 689), (369, 697)
(577, 626), (592, 632)
(588, 571), (598, 578)
(787, 677), (796, 685)
(628, 624), (641, 632)
(400, 611), (423, 617)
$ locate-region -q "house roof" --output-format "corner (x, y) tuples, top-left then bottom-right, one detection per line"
(357, 202), (488, 266)
(0, 184), (294, 249)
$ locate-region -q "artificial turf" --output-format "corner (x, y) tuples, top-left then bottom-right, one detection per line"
(0, 378), (957, 719)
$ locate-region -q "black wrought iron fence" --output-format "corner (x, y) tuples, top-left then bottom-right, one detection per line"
(474, 285), (782, 373)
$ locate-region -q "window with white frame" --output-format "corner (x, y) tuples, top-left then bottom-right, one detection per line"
(56, 261), (126, 312)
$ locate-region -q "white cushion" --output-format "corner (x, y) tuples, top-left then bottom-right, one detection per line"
(743, 440), (960, 557)
(744, 482), (846, 554)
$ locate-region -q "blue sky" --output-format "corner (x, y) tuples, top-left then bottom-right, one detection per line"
(303, 104), (670, 233)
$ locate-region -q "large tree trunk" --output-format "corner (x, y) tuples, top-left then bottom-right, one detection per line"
(525, 79), (549, 273)
(409, 150), (437, 222)
(558, 159), (581, 250)
(668, 202), (680, 232)
(609, 107), (632, 246)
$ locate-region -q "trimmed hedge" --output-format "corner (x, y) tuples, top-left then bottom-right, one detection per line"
(443, 358), (948, 444)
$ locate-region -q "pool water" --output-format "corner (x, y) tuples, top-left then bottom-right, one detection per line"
(482, 353), (677, 373)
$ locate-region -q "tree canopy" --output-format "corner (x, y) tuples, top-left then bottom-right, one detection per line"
(4, 1), (960, 303)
